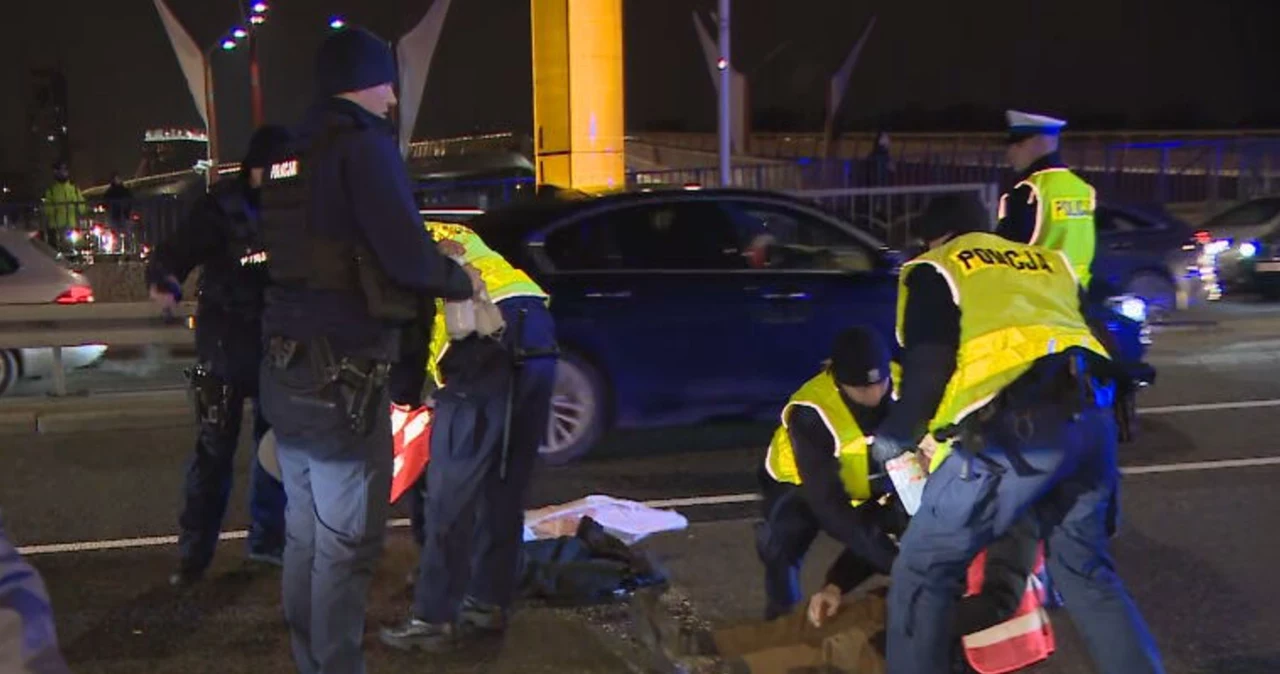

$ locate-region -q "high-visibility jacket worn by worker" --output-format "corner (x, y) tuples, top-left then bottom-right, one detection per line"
(765, 371), (873, 506)
(997, 168), (1097, 287)
(423, 221), (548, 386)
(895, 232), (1108, 470)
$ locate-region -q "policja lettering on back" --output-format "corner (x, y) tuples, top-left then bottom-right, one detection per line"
(870, 194), (1165, 674)
(256, 25), (475, 674)
(145, 125), (291, 588)
(952, 246), (1055, 275)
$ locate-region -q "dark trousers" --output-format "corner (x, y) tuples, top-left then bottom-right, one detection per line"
(755, 474), (893, 621)
(885, 403), (1164, 674)
(413, 298), (557, 622)
(178, 388), (285, 571)
(260, 352), (393, 674)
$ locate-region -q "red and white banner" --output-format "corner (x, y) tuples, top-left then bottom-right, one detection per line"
(390, 404), (433, 502)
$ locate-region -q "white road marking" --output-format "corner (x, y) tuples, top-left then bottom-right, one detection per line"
(18, 452), (1280, 557)
(1137, 399), (1280, 415)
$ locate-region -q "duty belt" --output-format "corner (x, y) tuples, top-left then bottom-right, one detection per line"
(266, 336), (390, 437)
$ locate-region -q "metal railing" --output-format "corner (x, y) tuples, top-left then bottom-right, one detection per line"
(0, 302), (194, 396)
(789, 183), (1000, 249)
(1, 196), (191, 260)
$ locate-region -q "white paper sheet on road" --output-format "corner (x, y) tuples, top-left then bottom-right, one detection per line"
(522, 495), (689, 545)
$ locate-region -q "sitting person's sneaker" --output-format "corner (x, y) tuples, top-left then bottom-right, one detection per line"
(379, 617), (457, 653)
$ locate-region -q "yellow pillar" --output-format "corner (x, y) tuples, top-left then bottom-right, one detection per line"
(531, 0), (625, 192)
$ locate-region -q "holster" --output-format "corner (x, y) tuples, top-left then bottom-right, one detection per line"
(266, 335), (390, 437)
(184, 362), (232, 431)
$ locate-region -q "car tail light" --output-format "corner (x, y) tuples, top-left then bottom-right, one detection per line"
(55, 285), (95, 304)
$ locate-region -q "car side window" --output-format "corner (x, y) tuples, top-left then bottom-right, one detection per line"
(1094, 209), (1119, 233)
(719, 201), (876, 272)
(544, 202), (747, 271)
(0, 246), (18, 276)
(1206, 199), (1280, 230)
(1097, 209), (1155, 233)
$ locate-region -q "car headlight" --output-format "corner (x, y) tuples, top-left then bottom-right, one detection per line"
(1106, 294), (1148, 324)
(1239, 241), (1258, 258)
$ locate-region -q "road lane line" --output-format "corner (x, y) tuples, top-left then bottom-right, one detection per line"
(1137, 399), (1280, 415)
(18, 454), (1280, 556)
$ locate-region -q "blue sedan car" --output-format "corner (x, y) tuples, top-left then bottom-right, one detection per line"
(461, 188), (1150, 463)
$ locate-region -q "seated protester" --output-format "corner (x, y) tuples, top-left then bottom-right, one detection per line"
(633, 516), (1050, 674)
(755, 326), (904, 621)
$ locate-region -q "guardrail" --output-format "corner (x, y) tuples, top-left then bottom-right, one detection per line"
(0, 302), (195, 396)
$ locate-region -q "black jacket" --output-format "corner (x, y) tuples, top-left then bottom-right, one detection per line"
(261, 97), (472, 358)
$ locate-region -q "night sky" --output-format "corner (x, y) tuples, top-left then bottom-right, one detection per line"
(2, 0), (1278, 184)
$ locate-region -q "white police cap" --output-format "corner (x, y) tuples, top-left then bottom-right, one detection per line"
(1006, 110), (1067, 137)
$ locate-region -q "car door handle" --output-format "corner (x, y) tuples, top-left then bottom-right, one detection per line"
(584, 291), (632, 299)
(1108, 241), (1133, 250)
(760, 291), (810, 301)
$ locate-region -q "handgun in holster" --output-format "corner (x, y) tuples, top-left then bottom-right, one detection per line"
(185, 362), (232, 431)
(309, 337), (391, 438)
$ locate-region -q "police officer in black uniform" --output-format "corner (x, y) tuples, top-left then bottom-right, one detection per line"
(146, 126), (290, 587)
(256, 26), (474, 674)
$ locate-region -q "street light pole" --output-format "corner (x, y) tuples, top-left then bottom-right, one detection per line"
(204, 50), (220, 187)
(717, 0), (731, 187)
(249, 33), (264, 126)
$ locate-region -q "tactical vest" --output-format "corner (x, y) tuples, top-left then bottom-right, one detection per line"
(196, 181), (269, 314)
(962, 546), (1056, 673)
(423, 221), (548, 387)
(998, 168), (1097, 288)
(764, 371), (873, 507)
(895, 232), (1107, 470)
(257, 126), (417, 321)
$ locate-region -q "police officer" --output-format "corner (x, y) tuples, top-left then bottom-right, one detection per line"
(755, 326), (902, 621)
(256, 27), (475, 674)
(868, 194), (1164, 673)
(997, 110), (1099, 289)
(381, 220), (557, 652)
(145, 126), (290, 586)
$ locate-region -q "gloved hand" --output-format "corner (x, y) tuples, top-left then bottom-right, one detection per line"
(869, 434), (909, 465)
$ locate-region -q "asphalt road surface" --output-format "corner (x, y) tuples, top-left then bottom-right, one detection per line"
(3, 309), (1280, 672)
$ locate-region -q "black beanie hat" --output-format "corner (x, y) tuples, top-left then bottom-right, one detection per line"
(241, 124), (292, 172)
(913, 193), (991, 244)
(315, 27), (397, 97)
(829, 326), (891, 387)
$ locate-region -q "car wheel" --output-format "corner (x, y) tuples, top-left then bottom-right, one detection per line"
(1124, 272), (1177, 322)
(539, 352), (608, 465)
(0, 350), (17, 397)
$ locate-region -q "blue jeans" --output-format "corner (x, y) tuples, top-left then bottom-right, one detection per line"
(886, 404), (1164, 674)
(260, 354), (392, 674)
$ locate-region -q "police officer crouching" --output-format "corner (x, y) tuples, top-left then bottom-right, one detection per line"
(381, 221), (557, 652)
(145, 126), (291, 587)
(257, 27), (475, 674)
(869, 194), (1165, 673)
(756, 326), (903, 621)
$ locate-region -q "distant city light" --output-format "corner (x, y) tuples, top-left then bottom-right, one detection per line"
(249, 14), (265, 25)
(329, 16), (346, 30)
(251, 2), (268, 12)
(221, 38), (237, 50)
(233, 27), (248, 39)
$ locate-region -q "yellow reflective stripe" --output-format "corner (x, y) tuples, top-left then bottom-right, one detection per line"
(961, 607), (1050, 649)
